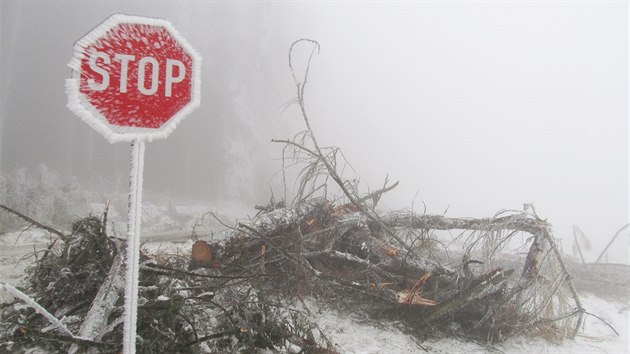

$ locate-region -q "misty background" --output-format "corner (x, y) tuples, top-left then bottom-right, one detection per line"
(1, 2), (627, 262)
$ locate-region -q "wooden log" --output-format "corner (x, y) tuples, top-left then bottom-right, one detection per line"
(68, 252), (124, 354)
(192, 240), (213, 266)
(380, 212), (548, 235)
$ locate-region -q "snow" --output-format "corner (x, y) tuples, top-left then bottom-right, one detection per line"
(310, 294), (629, 353)
(0, 228), (52, 247)
(0, 229), (51, 302)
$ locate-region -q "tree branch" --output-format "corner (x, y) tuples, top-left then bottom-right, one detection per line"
(0, 204), (66, 239)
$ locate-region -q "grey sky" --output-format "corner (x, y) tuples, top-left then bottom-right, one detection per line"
(1, 1), (627, 262)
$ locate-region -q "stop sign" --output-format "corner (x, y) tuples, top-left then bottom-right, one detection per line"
(66, 14), (201, 143)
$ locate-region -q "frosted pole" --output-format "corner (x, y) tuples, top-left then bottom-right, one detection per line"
(122, 139), (145, 354)
(66, 14), (200, 351)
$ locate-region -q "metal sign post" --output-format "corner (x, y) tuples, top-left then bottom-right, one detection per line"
(66, 14), (201, 353)
(122, 139), (145, 353)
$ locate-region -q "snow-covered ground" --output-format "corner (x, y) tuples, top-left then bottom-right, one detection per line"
(1, 204), (628, 353)
(299, 292), (627, 353)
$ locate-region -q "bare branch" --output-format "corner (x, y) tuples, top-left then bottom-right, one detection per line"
(595, 223), (630, 264)
(0, 204), (66, 239)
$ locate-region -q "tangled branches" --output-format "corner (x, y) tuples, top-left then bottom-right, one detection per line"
(265, 39), (587, 342)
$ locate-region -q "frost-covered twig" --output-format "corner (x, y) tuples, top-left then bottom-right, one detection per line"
(1, 282), (74, 337)
(357, 180), (399, 206)
(572, 225), (588, 265)
(595, 223), (630, 264)
(10, 325), (116, 350)
(584, 311), (619, 336)
(544, 231), (585, 338)
(286, 39), (411, 253)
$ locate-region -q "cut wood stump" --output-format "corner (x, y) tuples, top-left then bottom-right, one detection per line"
(192, 240), (213, 266)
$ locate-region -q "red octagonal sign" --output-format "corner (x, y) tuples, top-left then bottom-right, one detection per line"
(66, 14), (201, 143)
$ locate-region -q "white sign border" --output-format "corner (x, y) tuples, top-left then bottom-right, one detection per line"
(66, 13), (202, 144)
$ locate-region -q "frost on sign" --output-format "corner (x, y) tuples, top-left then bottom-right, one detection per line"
(66, 14), (201, 143)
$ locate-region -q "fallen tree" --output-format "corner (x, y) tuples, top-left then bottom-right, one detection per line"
(201, 196), (584, 344)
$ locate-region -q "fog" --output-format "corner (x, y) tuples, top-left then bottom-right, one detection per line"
(1, 2), (627, 262)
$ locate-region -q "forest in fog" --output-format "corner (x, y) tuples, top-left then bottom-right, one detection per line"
(2, 2), (626, 262)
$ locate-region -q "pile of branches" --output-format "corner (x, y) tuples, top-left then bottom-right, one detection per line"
(0, 208), (337, 353)
(0, 197), (588, 353)
(0, 195), (588, 353)
(213, 197), (583, 344)
(0, 39), (599, 352)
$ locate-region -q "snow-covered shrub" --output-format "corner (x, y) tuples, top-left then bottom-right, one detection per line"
(0, 165), (89, 232)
